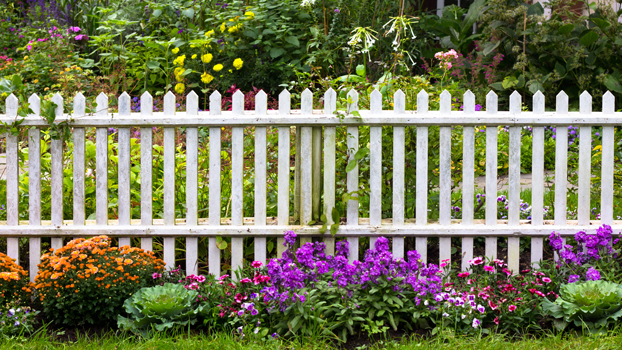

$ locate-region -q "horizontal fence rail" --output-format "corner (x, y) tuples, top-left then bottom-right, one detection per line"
(0, 88), (620, 280)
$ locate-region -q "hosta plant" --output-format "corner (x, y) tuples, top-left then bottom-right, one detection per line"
(118, 283), (207, 337)
(542, 280), (622, 333)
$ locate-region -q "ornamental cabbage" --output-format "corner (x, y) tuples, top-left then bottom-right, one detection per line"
(542, 280), (622, 332)
(118, 283), (207, 337)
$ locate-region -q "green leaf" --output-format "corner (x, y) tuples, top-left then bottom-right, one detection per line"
(345, 160), (357, 172)
(269, 47), (286, 58)
(355, 64), (366, 78)
(482, 41), (500, 56)
(526, 3), (544, 16)
(591, 18), (610, 30)
(181, 8), (194, 19)
(555, 62), (566, 76)
(604, 75), (622, 93)
(354, 147), (369, 160)
(558, 23), (574, 35)
(580, 30), (599, 47)
(285, 36), (300, 47)
(152, 9), (162, 18)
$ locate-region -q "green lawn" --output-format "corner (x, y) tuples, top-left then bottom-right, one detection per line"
(3, 331), (622, 350)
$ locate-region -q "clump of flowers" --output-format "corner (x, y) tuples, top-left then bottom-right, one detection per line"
(434, 49), (458, 70)
(0, 301), (38, 337)
(548, 225), (621, 283)
(0, 252), (33, 305)
(439, 257), (556, 335)
(35, 236), (165, 326)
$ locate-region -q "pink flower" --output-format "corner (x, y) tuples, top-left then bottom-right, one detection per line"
(240, 278), (252, 283)
(488, 300), (498, 310)
(502, 268), (511, 276)
(534, 291), (545, 297)
(152, 272), (162, 279)
(493, 316), (499, 325)
(457, 272), (470, 278)
(251, 261), (263, 268)
(219, 274), (230, 281)
(484, 265), (494, 272)
(508, 305), (516, 312)
(542, 277), (551, 283)
(469, 257), (484, 265)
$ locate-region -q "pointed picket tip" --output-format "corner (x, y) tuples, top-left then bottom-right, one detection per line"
(439, 90), (452, 114)
(370, 89), (382, 114)
(279, 89), (291, 115)
(163, 91), (176, 116)
(533, 91), (545, 114)
(486, 90), (498, 114)
(324, 88), (337, 114)
(556, 91), (568, 114)
(603, 91), (615, 114)
(394, 89), (405, 114)
(118, 92), (131, 116)
(186, 91), (199, 116)
(73, 92), (86, 117)
(96, 92), (108, 116)
(301, 88), (313, 115)
(255, 89), (267, 115)
(509, 91), (521, 114)
(346, 89), (359, 112)
(463, 90), (475, 114)
(347, 88), (359, 99)
(209, 90), (222, 115)
(279, 89), (290, 99)
(140, 91), (153, 116)
(5, 93), (18, 117)
(580, 90), (592, 114)
(417, 89), (428, 114)
(51, 93), (64, 117)
(29, 93), (41, 116)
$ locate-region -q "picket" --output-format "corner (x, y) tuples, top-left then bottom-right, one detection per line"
(1, 88), (620, 280)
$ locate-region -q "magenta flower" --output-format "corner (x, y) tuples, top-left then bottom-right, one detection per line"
(484, 265), (494, 272)
(508, 304), (516, 312)
(251, 261), (263, 268)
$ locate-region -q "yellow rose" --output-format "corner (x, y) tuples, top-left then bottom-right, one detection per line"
(201, 72), (214, 84)
(201, 53), (213, 63)
(213, 64), (223, 72)
(175, 83), (185, 94)
(172, 47), (180, 54)
(233, 58), (243, 70)
(191, 54), (197, 59)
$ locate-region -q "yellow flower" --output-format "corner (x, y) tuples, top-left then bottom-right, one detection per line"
(233, 58), (243, 70)
(174, 67), (185, 77)
(201, 53), (213, 63)
(65, 67), (70, 72)
(201, 72), (214, 84)
(173, 55), (186, 66)
(220, 22), (226, 32)
(33, 79), (39, 83)
(175, 83), (185, 94)
(213, 64), (223, 72)
(191, 54), (197, 59)
(23, 55), (28, 60)
(245, 11), (254, 19)
(205, 30), (215, 37)
(228, 69), (232, 73)
(175, 74), (184, 82)
(172, 47), (180, 54)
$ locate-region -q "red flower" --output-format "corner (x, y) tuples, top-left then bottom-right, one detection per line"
(457, 272), (470, 278)
(251, 261), (263, 268)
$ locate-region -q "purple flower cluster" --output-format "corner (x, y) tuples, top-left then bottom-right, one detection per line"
(550, 225), (619, 267)
(262, 232), (442, 311)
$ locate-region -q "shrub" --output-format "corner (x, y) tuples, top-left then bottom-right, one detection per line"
(0, 301), (38, 338)
(34, 236), (165, 326)
(0, 252), (33, 305)
(542, 280), (622, 333)
(118, 283), (207, 337)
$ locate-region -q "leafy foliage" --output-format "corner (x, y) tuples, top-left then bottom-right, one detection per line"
(542, 280), (622, 332)
(34, 236), (165, 326)
(118, 283), (207, 337)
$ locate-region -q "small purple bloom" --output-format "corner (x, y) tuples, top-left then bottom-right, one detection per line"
(586, 267), (600, 281)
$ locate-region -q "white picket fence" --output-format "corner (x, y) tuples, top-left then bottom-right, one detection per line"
(0, 88), (620, 281)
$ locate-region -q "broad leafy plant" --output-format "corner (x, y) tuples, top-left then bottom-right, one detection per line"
(542, 280), (622, 333)
(118, 283), (207, 337)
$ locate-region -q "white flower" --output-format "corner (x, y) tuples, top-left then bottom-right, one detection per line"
(254, 327), (259, 334)
(300, 0), (316, 7)
(461, 314), (466, 319)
